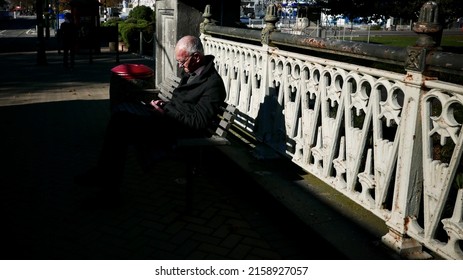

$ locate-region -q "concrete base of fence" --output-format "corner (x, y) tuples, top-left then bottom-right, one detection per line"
(216, 136), (400, 260)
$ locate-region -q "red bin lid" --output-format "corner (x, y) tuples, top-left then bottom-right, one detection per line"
(111, 64), (154, 80)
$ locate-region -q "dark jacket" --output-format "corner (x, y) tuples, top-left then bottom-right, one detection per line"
(59, 21), (77, 47)
(163, 55), (226, 137)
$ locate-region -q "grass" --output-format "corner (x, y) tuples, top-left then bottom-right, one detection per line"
(351, 34), (463, 48)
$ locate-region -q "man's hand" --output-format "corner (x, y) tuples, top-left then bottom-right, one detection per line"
(149, 99), (166, 114)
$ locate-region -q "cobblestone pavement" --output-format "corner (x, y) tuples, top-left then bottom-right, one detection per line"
(0, 37), (351, 260)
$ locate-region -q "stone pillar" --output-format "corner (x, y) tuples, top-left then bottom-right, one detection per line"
(154, 0), (240, 87)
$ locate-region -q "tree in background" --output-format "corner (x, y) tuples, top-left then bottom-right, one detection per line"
(369, 0), (461, 27)
(0, 0), (8, 9)
(321, 0), (372, 22)
(105, 0), (121, 8)
(128, 4), (154, 22)
(320, 0), (462, 27)
(101, 5), (154, 53)
(434, 0), (463, 27)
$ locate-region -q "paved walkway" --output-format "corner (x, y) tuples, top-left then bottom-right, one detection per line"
(0, 33), (354, 260)
(0, 21), (402, 260)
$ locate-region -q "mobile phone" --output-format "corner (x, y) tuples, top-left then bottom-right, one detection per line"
(140, 101), (151, 107)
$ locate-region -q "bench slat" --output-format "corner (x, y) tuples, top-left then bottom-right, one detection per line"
(214, 127), (227, 137)
(156, 73), (238, 210)
(157, 74), (180, 101)
(157, 72), (237, 148)
(177, 134), (231, 147)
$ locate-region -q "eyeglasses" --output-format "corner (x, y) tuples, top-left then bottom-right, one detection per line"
(177, 54), (194, 68)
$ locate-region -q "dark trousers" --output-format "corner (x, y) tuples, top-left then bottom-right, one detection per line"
(97, 108), (172, 185)
(63, 43), (75, 68)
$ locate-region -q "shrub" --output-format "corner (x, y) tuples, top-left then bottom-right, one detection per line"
(101, 6), (155, 53)
(128, 5), (155, 22)
(101, 17), (123, 27)
(118, 19), (154, 52)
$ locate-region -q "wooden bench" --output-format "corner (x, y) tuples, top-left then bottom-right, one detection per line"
(156, 73), (238, 209)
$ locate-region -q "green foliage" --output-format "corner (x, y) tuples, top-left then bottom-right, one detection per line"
(100, 10), (155, 52)
(128, 5), (154, 22)
(369, 25), (382, 31)
(118, 19), (154, 52)
(352, 35), (463, 48)
(101, 17), (123, 27)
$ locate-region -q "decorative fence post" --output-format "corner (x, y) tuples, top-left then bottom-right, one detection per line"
(195, 1), (463, 259)
(382, 1), (444, 259)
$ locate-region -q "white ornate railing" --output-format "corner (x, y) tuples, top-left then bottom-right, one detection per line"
(199, 18), (463, 259)
(155, 0), (462, 260)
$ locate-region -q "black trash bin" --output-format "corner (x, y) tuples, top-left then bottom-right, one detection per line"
(109, 63), (155, 111)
